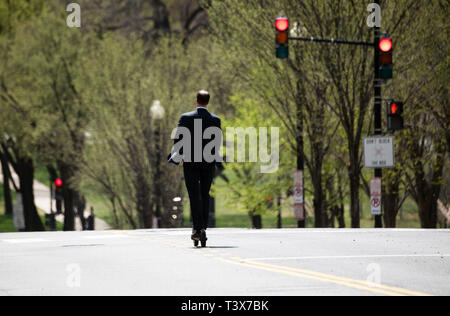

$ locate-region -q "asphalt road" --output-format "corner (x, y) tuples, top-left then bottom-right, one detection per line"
(0, 228), (449, 296)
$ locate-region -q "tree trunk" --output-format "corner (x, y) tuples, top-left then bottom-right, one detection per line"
(312, 175), (325, 228)
(383, 177), (400, 228)
(411, 146), (444, 229)
(249, 211), (262, 229)
(349, 170), (360, 228)
(336, 171), (346, 228)
(136, 174), (152, 228)
(418, 193), (439, 229)
(383, 193), (398, 228)
(0, 151), (13, 216)
(110, 196), (120, 229)
(17, 158), (44, 231)
(329, 207), (336, 228)
(58, 162), (75, 231)
(277, 195), (282, 229)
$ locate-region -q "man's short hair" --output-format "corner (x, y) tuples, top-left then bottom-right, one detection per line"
(197, 90), (210, 106)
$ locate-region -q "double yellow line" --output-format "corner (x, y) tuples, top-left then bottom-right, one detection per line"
(219, 257), (431, 296)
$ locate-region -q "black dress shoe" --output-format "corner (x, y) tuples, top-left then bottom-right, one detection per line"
(191, 230), (200, 241)
(200, 229), (207, 241)
(200, 229), (207, 247)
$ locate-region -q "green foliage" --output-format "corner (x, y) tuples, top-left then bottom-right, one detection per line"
(205, 0), (449, 227)
(212, 94), (291, 217)
(0, 215), (16, 232)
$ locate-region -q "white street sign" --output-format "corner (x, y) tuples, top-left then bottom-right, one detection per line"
(363, 136), (394, 168)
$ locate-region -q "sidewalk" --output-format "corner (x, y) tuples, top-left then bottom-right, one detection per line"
(0, 168), (110, 231)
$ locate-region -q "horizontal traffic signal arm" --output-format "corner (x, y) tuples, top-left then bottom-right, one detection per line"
(288, 36), (375, 46)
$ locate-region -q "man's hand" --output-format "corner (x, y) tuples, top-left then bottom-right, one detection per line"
(168, 154), (180, 166)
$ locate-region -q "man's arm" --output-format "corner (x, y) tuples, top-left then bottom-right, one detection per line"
(216, 117), (223, 168)
(168, 115), (185, 165)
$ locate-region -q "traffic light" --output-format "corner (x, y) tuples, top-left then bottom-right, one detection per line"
(275, 16), (289, 59)
(54, 178), (63, 214)
(387, 100), (403, 131)
(379, 37), (393, 79)
(55, 178), (63, 187)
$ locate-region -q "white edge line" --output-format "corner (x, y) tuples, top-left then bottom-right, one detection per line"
(245, 254), (450, 261)
(1, 238), (48, 244)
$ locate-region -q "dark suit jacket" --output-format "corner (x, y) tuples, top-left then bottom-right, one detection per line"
(172, 107), (222, 169)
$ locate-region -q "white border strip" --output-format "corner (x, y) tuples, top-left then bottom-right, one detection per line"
(246, 254), (450, 261)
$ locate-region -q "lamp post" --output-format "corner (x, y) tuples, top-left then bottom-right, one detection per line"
(151, 100), (165, 228)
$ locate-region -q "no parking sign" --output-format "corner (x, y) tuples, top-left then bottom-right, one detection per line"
(294, 170), (304, 220)
(370, 178), (382, 215)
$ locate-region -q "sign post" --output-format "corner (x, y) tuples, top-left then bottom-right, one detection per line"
(364, 136), (394, 226)
(370, 178), (382, 216)
(294, 170), (304, 221)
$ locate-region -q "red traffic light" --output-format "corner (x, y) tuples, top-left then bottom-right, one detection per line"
(390, 103), (398, 114)
(275, 17), (289, 32)
(379, 38), (392, 53)
(55, 178), (63, 187)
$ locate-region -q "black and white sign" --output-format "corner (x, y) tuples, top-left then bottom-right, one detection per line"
(363, 136), (394, 168)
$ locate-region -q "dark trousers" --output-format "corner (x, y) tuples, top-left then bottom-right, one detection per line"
(183, 165), (215, 231)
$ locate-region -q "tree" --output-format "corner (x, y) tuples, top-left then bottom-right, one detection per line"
(78, 34), (201, 228)
(0, 0), (47, 231)
(0, 148), (14, 216)
(213, 95), (291, 228)
(7, 7), (91, 231)
(382, 0), (449, 228)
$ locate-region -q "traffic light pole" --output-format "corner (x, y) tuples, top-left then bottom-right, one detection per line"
(297, 112), (305, 228)
(373, 0), (383, 228)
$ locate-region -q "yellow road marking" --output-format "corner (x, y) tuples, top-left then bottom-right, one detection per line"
(109, 232), (430, 296)
(219, 257), (431, 296)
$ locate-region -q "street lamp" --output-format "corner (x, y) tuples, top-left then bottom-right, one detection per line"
(151, 100), (165, 120)
(151, 100), (164, 228)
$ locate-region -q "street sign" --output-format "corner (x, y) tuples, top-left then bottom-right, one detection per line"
(370, 178), (382, 215)
(294, 204), (304, 221)
(293, 170), (304, 220)
(363, 136), (394, 168)
(293, 170), (303, 204)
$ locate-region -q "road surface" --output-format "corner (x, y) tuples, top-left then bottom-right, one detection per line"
(0, 228), (449, 296)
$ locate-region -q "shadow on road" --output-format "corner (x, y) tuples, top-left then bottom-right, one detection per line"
(193, 246), (238, 249)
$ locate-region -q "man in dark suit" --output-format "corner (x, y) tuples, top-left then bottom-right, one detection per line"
(169, 90), (222, 246)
